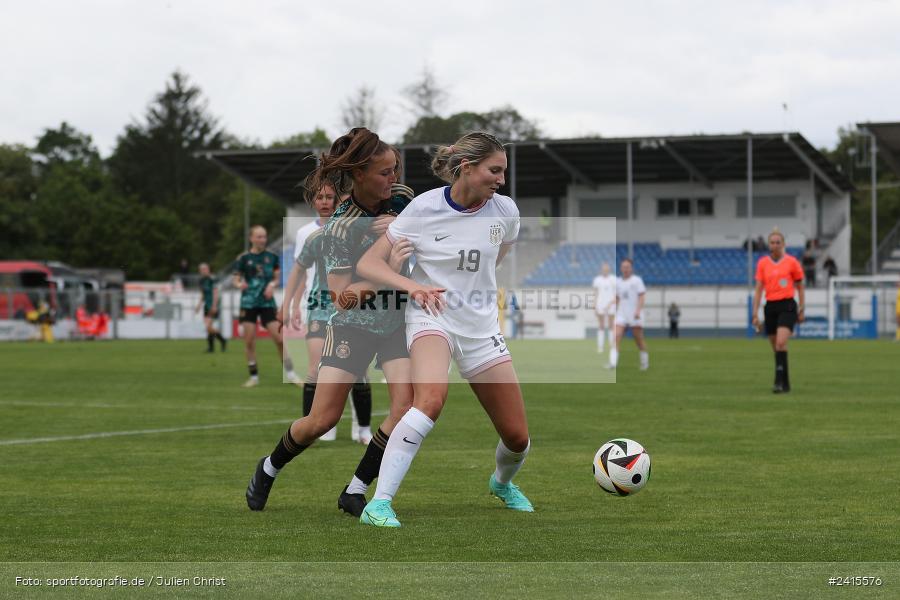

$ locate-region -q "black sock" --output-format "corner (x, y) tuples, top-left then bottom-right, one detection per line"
(351, 383), (372, 428)
(248, 362), (258, 377)
(215, 332), (225, 343)
(302, 383), (316, 417)
(781, 351), (789, 388)
(353, 428), (389, 485)
(775, 351), (787, 386)
(270, 428), (308, 470)
(207, 333), (214, 351)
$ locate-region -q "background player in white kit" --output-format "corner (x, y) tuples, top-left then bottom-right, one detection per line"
(356, 132), (533, 527)
(592, 262), (616, 353)
(610, 258), (649, 370)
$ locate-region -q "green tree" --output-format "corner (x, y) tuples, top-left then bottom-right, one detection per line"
(402, 106), (541, 145)
(108, 71), (236, 261)
(0, 144), (41, 258)
(822, 127), (900, 272)
(402, 65), (448, 119)
(270, 128), (331, 149)
(33, 122), (101, 170)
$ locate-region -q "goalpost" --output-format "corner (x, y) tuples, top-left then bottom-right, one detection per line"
(826, 274), (900, 340)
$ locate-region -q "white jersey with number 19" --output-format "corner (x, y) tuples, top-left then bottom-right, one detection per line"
(386, 186), (520, 339)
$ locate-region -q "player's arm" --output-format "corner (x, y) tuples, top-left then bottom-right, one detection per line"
(795, 280), (805, 323)
(280, 262), (307, 326)
(210, 286), (220, 315)
(232, 269), (247, 291)
(194, 293), (203, 314)
(496, 243), (513, 266)
(264, 267), (280, 300)
(357, 236), (444, 314)
(751, 280), (764, 329)
(635, 292), (645, 318)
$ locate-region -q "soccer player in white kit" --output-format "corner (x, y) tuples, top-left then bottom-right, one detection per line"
(355, 132), (533, 527)
(592, 262), (616, 353)
(610, 258), (649, 370)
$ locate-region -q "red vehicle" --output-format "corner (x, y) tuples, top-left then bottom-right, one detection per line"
(0, 261), (57, 319)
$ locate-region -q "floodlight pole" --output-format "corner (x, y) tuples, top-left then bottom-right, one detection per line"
(746, 137), (754, 289)
(626, 141), (633, 260)
(870, 133), (878, 275)
(243, 181), (250, 252)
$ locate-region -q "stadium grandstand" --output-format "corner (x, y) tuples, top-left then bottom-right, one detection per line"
(199, 131), (870, 337)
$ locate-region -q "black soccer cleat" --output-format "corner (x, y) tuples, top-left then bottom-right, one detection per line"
(246, 457), (275, 511)
(772, 383), (790, 394)
(220, 338), (227, 352)
(337, 485), (367, 518)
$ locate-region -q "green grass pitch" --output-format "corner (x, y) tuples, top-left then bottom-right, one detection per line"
(1, 338), (898, 598)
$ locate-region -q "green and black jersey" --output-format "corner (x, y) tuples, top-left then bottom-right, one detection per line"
(296, 228), (333, 323)
(323, 195), (411, 336)
(200, 275), (220, 312)
(233, 250), (280, 310)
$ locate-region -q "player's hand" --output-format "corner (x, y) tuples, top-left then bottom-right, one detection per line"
(209, 307), (217, 317)
(389, 238), (413, 272)
(290, 305), (303, 330)
(370, 214), (396, 236)
(797, 308), (805, 323)
(751, 315), (760, 332)
(263, 284), (275, 300)
(634, 311), (641, 320)
(238, 280), (249, 291)
(410, 286), (446, 317)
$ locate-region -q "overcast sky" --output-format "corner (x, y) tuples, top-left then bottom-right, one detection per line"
(3, 0), (899, 155)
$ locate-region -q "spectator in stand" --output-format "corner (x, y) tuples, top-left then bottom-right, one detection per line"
(801, 247), (817, 288)
(823, 256), (838, 282)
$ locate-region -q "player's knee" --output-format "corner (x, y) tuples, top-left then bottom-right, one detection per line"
(413, 391), (445, 421)
(504, 432), (530, 453)
(309, 413), (339, 437)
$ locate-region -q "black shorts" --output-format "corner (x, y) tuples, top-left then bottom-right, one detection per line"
(306, 319), (328, 340)
(764, 299), (798, 335)
(239, 307), (277, 327)
(320, 324), (408, 379)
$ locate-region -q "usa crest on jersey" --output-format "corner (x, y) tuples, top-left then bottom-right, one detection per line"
(489, 223), (502, 246)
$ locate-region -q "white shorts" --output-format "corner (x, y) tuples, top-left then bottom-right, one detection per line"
(595, 304), (616, 317)
(615, 312), (644, 328)
(406, 318), (512, 379)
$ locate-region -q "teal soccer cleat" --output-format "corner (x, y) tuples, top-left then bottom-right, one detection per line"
(359, 499), (401, 528)
(489, 474), (534, 512)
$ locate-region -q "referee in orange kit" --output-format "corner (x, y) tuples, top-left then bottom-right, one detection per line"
(751, 229), (806, 393)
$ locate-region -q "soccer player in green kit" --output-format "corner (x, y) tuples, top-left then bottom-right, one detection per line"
(232, 225), (301, 387)
(194, 262), (226, 353)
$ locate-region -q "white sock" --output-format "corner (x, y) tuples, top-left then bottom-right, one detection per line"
(493, 439), (530, 484)
(596, 329), (603, 351)
(263, 456), (279, 478)
(609, 348), (619, 367)
(372, 407), (434, 501)
(607, 330), (615, 348)
(358, 425), (372, 441)
(346, 475), (367, 495)
(640, 351), (649, 368)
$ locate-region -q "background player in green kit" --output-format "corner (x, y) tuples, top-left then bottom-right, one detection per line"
(232, 225), (301, 387)
(194, 262), (226, 353)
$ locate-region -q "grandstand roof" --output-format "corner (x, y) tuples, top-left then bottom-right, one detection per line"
(857, 121), (900, 177)
(201, 132), (853, 204)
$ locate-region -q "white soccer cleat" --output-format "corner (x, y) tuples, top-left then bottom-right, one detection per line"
(320, 426), (337, 441)
(242, 377), (259, 388)
(285, 371), (303, 386)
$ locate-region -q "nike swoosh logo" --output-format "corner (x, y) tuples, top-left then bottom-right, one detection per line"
(402, 436), (417, 444)
(434, 235), (451, 241)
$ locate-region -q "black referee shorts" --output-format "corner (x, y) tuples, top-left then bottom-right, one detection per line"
(764, 299), (798, 335)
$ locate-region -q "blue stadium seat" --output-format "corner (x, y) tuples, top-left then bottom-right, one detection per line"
(523, 243), (803, 286)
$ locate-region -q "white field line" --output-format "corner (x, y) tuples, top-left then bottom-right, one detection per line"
(0, 400), (335, 412)
(0, 411), (387, 447)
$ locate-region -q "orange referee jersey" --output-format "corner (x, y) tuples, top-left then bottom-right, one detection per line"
(755, 254), (803, 301)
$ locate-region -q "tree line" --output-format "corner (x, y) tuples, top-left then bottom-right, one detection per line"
(0, 68), (541, 280)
